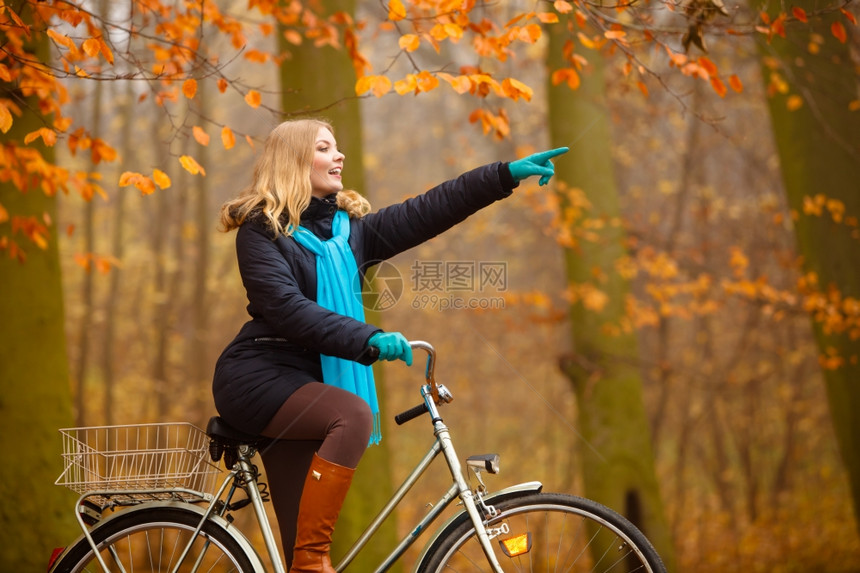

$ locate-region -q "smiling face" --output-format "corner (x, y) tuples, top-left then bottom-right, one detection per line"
(309, 127), (344, 198)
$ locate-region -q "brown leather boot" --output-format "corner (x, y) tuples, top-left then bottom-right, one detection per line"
(288, 453), (355, 573)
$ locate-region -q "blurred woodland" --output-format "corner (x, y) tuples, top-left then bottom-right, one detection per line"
(1, 0), (860, 571)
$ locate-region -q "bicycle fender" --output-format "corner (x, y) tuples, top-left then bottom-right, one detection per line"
(48, 501), (267, 573)
(412, 481), (543, 572)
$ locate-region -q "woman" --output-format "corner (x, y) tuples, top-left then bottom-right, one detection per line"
(213, 118), (566, 572)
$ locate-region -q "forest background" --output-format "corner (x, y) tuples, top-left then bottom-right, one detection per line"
(1, 0), (859, 571)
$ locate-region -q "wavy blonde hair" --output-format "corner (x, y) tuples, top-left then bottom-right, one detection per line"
(220, 119), (370, 236)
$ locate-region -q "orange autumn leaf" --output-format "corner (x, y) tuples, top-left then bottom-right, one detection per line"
(604, 30), (627, 40)
(24, 128), (57, 146)
(399, 34), (420, 52)
(217, 78), (228, 93)
(415, 70), (439, 92)
(47, 29), (75, 51)
(787, 94), (804, 110)
(697, 56), (718, 77)
(501, 77), (533, 101)
(192, 125), (210, 146)
(244, 49), (269, 63)
(394, 74), (417, 95)
(180, 155), (206, 176)
(183, 78), (197, 99)
(221, 126), (236, 149)
(637, 80), (649, 97)
(119, 172), (156, 195)
(710, 76), (727, 98)
(841, 8), (857, 25)
(554, 0), (574, 13)
(729, 74), (743, 93)
(82, 38), (101, 58)
(551, 67), (580, 90)
(153, 169), (171, 190)
(388, 0), (406, 21)
(538, 12), (559, 23)
(356, 75), (392, 97)
(791, 6), (808, 22)
(0, 104), (12, 134)
(244, 90), (261, 108)
(438, 72), (471, 94)
(832, 21), (847, 43)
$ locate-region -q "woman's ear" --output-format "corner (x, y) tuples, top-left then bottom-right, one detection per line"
(336, 190), (372, 218)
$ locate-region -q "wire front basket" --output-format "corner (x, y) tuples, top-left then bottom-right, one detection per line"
(56, 423), (222, 505)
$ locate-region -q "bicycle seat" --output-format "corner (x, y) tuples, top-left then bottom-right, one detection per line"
(206, 416), (268, 447)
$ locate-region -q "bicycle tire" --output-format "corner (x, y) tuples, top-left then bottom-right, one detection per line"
(418, 492), (666, 573)
(50, 505), (257, 573)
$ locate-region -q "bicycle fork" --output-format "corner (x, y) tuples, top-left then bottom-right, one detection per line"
(435, 420), (505, 573)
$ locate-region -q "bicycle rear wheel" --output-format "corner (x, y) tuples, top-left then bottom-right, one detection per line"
(50, 505), (257, 572)
(418, 492), (666, 573)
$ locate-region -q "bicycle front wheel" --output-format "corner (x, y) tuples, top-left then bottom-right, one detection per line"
(419, 492), (666, 573)
(50, 505), (258, 573)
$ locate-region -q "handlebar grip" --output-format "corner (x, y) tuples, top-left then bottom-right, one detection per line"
(394, 403), (428, 425)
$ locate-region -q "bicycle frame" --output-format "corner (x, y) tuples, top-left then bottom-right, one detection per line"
(63, 341), (540, 573)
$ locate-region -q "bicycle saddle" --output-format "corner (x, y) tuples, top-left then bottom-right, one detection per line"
(206, 416), (268, 447)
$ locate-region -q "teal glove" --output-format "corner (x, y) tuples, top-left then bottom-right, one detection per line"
(508, 147), (569, 186)
(368, 332), (413, 366)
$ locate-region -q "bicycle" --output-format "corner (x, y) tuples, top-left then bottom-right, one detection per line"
(48, 341), (667, 573)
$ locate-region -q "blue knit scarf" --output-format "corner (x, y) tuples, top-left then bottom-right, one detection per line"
(292, 209), (381, 445)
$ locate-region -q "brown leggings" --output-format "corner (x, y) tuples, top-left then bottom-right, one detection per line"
(258, 383), (372, 566)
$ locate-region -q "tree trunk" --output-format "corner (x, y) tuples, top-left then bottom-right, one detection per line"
(0, 3), (79, 567)
(757, 1), (860, 535)
(277, 1), (399, 568)
(547, 18), (677, 571)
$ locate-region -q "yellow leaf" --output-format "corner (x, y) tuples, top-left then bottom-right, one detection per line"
(183, 79), (197, 99)
(394, 74), (417, 95)
(244, 90), (261, 108)
(355, 75), (374, 96)
(221, 126), (236, 149)
(444, 23), (464, 41)
(371, 75), (392, 97)
(192, 125), (210, 146)
(538, 12), (559, 23)
(0, 103), (12, 134)
(399, 34), (420, 52)
(388, 0), (406, 21)
(153, 169), (171, 190)
(180, 155), (206, 176)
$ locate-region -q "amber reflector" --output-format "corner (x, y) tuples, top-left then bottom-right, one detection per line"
(499, 533), (532, 558)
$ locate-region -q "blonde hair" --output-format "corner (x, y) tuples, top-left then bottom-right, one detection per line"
(220, 119), (370, 236)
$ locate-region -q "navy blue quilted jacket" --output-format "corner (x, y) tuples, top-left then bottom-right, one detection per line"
(213, 162), (516, 433)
